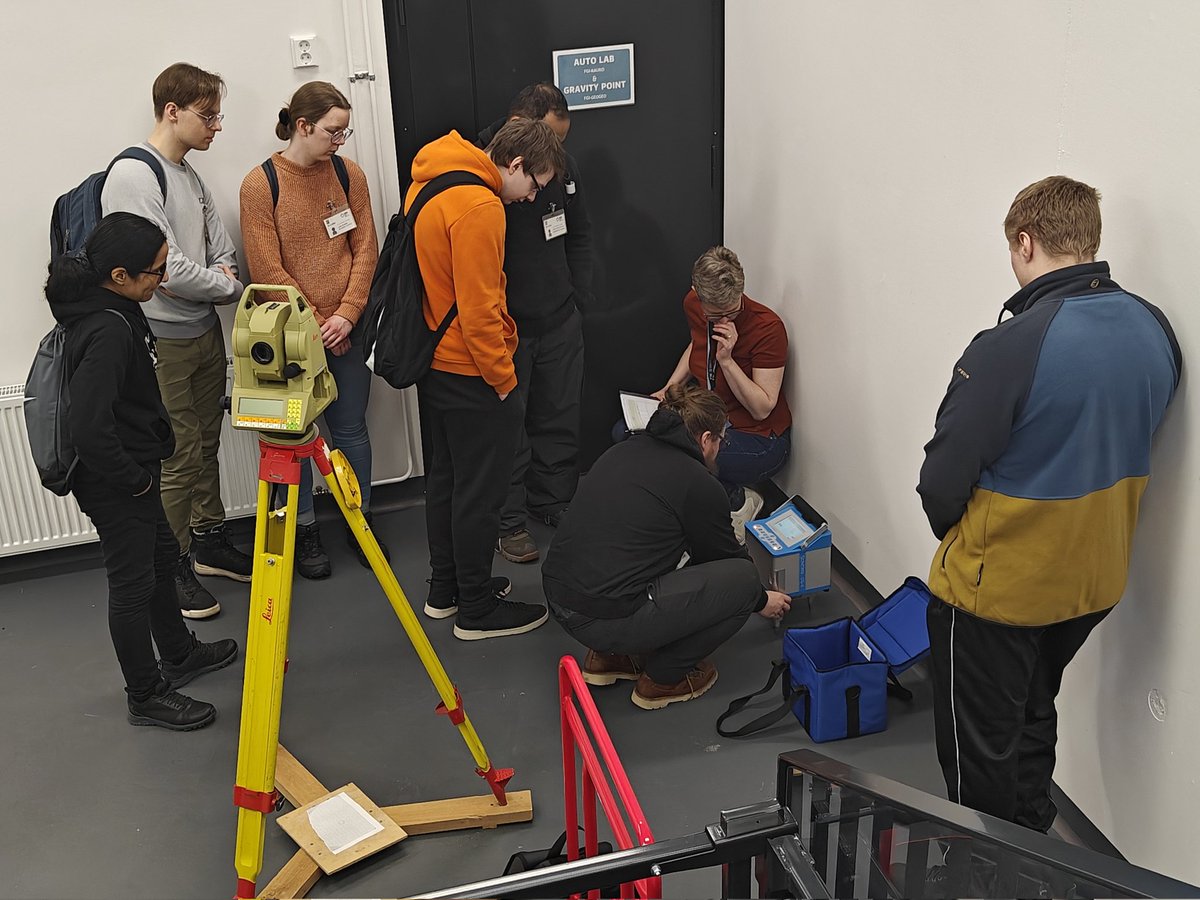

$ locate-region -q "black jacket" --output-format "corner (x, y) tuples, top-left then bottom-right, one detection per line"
(477, 117), (593, 336)
(542, 407), (762, 618)
(48, 285), (174, 494)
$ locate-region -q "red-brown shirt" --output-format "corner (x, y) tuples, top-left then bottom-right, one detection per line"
(684, 290), (792, 437)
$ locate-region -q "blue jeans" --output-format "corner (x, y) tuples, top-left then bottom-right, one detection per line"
(298, 343), (374, 521)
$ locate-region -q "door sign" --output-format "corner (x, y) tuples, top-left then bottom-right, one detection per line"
(552, 43), (635, 110)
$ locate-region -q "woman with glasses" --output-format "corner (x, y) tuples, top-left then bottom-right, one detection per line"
(239, 81), (385, 579)
(45, 212), (238, 730)
(652, 246), (792, 538)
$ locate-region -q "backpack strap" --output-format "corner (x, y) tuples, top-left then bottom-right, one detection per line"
(404, 171), (489, 336)
(716, 660), (807, 738)
(263, 156), (352, 210)
(108, 147), (167, 201)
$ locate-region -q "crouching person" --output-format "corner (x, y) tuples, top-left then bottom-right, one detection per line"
(542, 383), (791, 709)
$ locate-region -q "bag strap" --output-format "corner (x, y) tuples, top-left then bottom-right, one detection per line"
(263, 155), (351, 210)
(717, 660), (806, 738)
(108, 147), (167, 201)
(404, 171), (489, 336)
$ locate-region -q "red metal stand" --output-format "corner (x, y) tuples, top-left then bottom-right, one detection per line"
(559, 655), (661, 900)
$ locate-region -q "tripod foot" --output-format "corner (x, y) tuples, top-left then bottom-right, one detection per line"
(235, 877), (256, 899)
(478, 765), (514, 805)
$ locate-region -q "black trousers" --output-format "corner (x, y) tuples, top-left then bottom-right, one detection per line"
(500, 308), (585, 532)
(418, 369), (523, 617)
(926, 595), (1109, 831)
(546, 558), (762, 684)
(72, 465), (193, 701)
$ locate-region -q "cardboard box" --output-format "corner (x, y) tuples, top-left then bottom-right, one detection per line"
(746, 495), (832, 597)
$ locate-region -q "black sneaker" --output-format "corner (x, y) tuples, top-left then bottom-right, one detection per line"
(161, 632), (239, 689)
(296, 522), (332, 580)
(176, 553), (220, 619)
(346, 511), (392, 569)
(192, 524), (253, 582)
(453, 599), (548, 641)
(128, 683), (216, 731)
(423, 577), (512, 620)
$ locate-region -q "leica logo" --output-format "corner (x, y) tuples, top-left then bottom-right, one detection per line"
(262, 596), (275, 623)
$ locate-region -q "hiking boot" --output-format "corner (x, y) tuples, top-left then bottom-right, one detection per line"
(582, 650), (642, 686)
(730, 488), (764, 545)
(128, 682), (216, 731)
(631, 660), (718, 710)
(453, 600), (548, 641)
(497, 528), (539, 563)
(296, 522), (331, 580)
(160, 632), (239, 690)
(423, 577), (512, 620)
(346, 511), (392, 569)
(192, 524), (253, 582)
(175, 552), (220, 619)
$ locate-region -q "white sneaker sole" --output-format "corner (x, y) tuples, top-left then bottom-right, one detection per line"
(193, 562), (252, 583)
(180, 601), (221, 620)
(453, 609), (549, 641)
(423, 603), (458, 620)
(631, 671), (718, 710)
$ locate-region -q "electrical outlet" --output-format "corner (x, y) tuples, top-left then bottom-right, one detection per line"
(290, 35), (318, 69)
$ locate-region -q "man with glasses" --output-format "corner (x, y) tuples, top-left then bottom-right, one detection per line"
(543, 383), (791, 710)
(103, 62), (250, 620)
(477, 82), (594, 566)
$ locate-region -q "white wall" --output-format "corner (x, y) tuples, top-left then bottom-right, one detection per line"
(2, 0), (422, 483)
(727, 0), (1198, 883)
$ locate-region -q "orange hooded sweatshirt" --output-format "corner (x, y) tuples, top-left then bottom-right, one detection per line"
(405, 130), (518, 395)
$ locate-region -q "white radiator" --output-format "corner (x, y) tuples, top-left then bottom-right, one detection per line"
(0, 372), (261, 558)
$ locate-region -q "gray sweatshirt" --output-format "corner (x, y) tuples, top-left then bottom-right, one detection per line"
(101, 142), (244, 339)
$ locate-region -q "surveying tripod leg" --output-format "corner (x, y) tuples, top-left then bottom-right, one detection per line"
(232, 480), (299, 899)
(317, 448), (514, 804)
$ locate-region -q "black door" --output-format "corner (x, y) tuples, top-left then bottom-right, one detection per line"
(382, 0), (724, 467)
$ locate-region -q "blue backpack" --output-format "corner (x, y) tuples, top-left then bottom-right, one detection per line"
(50, 148), (166, 262)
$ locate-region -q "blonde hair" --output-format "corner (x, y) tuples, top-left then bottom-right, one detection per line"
(1003, 176), (1102, 260)
(691, 246), (745, 310)
(661, 383), (726, 441)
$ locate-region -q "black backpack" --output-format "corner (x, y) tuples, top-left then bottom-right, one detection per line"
(359, 171), (488, 389)
(261, 155), (350, 208)
(24, 310), (131, 495)
(50, 148), (167, 262)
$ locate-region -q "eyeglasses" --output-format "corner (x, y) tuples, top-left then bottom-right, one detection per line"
(703, 296), (744, 321)
(183, 108), (224, 129)
(318, 124), (354, 144)
(526, 166), (547, 197)
(140, 264), (167, 281)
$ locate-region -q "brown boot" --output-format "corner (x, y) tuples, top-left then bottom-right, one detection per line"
(581, 650), (642, 686)
(631, 660), (718, 710)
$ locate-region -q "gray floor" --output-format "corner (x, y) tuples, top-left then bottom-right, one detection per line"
(0, 493), (945, 899)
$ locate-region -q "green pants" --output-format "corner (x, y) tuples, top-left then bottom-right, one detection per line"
(154, 322), (228, 552)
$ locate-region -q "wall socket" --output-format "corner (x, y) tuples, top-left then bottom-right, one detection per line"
(290, 35), (318, 69)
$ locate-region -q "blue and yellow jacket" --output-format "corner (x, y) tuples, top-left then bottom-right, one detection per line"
(918, 262), (1181, 626)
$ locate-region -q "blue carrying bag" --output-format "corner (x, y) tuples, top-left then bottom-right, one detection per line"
(717, 576), (933, 743)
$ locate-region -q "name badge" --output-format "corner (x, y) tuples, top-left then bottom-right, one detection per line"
(542, 209), (567, 241)
(324, 203), (357, 238)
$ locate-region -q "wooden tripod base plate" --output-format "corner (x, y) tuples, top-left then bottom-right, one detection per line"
(261, 744), (535, 898)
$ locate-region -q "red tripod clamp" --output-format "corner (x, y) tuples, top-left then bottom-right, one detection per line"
(434, 686), (467, 725)
(233, 784), (282, 814)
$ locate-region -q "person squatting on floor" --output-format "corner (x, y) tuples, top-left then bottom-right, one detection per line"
(46, 212), (239, 731)
(102, 62), (253, 619)
(543, 383), (792, 709)
(918, 175), (1181, 831)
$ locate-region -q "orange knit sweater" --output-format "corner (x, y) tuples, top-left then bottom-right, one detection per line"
(239, 152), (378, 325)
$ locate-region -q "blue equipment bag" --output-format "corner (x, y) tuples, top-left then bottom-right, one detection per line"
(717, 577), (933, 742)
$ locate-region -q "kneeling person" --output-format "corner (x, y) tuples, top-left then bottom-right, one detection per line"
(542, 384), (791, 709)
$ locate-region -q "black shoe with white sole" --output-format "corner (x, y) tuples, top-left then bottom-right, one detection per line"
(192, 524), (253, 582)
(453, 600), (548, 641)
(175, 553), (220, 619)
(423, 577), (512, 620)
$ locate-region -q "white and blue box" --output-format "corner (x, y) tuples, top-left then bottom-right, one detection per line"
(746, 495), (832, 597)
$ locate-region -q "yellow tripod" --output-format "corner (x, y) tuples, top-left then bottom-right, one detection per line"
(231, 427), (513, 899)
